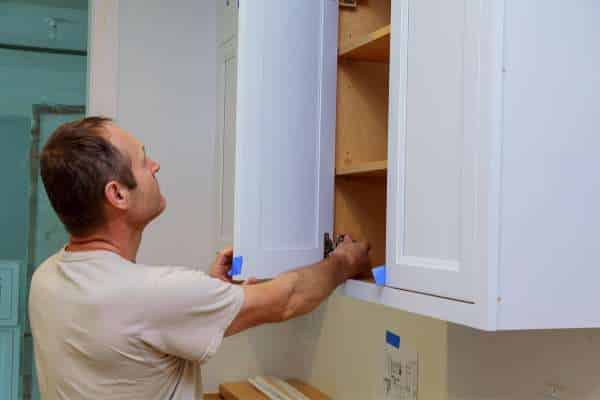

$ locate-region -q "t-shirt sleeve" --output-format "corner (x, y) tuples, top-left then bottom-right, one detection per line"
(140, 266), (244, 363)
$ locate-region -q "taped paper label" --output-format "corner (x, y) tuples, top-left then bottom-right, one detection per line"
(384, 330), (418, 400)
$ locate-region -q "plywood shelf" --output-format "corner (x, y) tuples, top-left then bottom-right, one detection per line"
(339, 25), (390, 63)
(336, 160), (387, 177)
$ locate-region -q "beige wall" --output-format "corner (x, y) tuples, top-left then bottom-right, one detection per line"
(448, 325), (600, 400)
(207, 290), (450, 399)
(305, 292), (448, 400)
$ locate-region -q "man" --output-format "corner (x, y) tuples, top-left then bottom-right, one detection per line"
(29, 117), (371, 399)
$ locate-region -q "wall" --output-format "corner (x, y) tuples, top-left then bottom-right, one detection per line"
(117, 0), (219, 268)
(306, 293), (448, 400)
(0, 1), (87, 263)
(0, 2), (87, 116)
(448, 325), (600, 400)
(0, 117), (30, 262)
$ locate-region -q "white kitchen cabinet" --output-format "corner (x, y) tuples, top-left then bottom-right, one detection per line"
(231, 0), (600, 330)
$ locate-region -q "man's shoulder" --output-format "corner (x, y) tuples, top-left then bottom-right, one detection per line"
(31, 250), (63, 280)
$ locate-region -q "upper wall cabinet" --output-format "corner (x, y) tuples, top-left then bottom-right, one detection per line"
(230, 0), (600, 331)
(348, 0), (600, 331)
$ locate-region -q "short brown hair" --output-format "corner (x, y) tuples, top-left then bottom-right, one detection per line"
(40, 116), (137, 236)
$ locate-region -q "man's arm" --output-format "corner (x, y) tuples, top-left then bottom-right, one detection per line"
(224, 236), (370, 336)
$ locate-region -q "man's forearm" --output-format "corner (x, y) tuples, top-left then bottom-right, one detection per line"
(278, 253), (356, 321)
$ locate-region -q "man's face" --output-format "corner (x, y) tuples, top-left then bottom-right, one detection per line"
(104, 123), (166, 227)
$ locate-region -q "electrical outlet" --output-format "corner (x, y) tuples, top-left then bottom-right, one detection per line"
(383, 331), (418, 400)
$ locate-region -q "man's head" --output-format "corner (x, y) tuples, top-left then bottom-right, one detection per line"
(40, 117), (165, 237)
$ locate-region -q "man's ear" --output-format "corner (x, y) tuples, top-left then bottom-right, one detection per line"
(105, 180), (130, 210)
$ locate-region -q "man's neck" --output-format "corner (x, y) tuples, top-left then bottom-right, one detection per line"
(67, 223), (143, 262)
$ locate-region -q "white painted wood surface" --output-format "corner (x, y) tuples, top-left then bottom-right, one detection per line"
(215, 39), (237, 252)
(386, 0), (480, 305)
(233, 0), (337, 279)
(86, 0), (119, 118)
(217, 0), (237, 46)
(497, 0), (600, 329)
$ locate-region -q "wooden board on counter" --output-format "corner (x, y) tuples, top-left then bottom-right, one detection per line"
(219, 379), (330, 400)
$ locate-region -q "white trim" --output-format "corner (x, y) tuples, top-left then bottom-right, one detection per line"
(397, 256), (460, 272)
(344, 280), (487, 330)
(87, 0), (119, 118)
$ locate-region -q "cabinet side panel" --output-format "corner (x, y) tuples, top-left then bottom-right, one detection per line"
(499, 0), (600, 329)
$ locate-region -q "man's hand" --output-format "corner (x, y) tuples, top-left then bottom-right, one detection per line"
(330, 235), (371, 279)
(210, 246), (257, 285)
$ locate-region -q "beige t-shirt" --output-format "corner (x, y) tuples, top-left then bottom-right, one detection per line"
(29, 249), (244, 400)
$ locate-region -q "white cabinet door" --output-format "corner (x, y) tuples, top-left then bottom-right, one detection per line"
(217, 0), (238, 45)
(215, 39), (237, 252)
(386, 0), (481, 302)
(233, 0), (338, 279)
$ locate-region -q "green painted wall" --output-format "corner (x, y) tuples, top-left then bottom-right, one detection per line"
(0, 2), (88, 398)
(0, 117), (30, 263)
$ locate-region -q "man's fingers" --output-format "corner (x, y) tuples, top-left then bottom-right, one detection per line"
(242, 277), (258, 286)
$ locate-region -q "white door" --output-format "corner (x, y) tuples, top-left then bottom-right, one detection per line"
(233, 0), (338, 279)
(215, 39), (237, 252)
(386, 0), (481, 302)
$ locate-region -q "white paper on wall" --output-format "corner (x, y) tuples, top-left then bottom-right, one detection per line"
(383, 331), (418, 400)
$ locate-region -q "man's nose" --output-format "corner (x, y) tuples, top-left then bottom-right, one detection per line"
(151, 159), (160, 174)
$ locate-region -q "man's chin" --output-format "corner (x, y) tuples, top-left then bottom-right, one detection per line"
(158, 196), (167, 214)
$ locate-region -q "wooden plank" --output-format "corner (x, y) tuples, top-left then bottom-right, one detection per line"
(339, 0), (391, 46)
(336, 160), (387, 177)
(339, 25), (390, 62)
(287, 379), (331, 400)
(204, 394), (223, 400)
(219, 380), (330, 400)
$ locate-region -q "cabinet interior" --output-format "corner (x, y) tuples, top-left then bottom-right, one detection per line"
(335, 1), (391, 270)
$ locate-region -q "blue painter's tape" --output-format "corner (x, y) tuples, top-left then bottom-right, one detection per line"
(229, 256), (243, 277)
(372, 265), (386, 286)
(386, 330), (400, 349)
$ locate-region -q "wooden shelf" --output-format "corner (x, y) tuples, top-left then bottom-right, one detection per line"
(336, 160), (387, 177)
(339, 25), (390, 62)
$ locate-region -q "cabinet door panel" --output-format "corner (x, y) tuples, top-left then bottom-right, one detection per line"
(233, 1), (337, 278)
(387, 0), (480, 302)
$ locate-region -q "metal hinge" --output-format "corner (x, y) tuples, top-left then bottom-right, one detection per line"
(339, 0), (358, 8)
(324, 233), (335, 258)
(324, 232), (350, 258)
